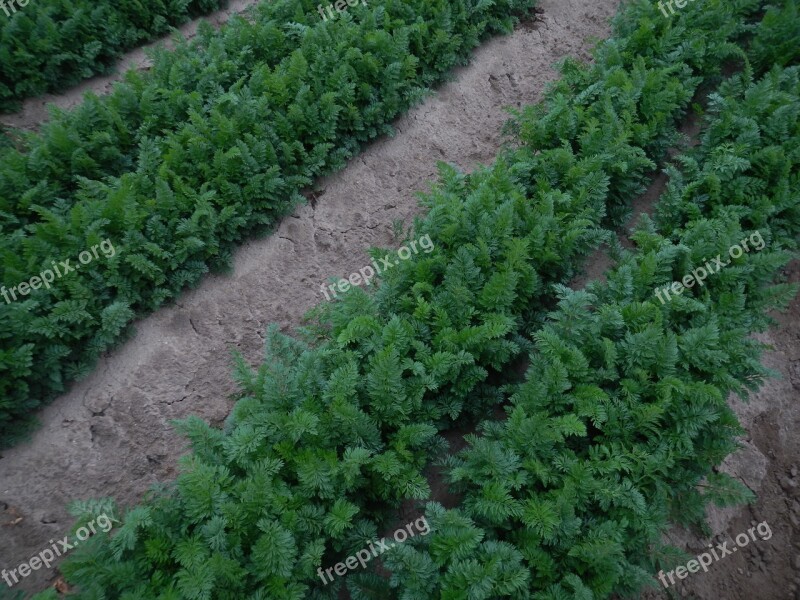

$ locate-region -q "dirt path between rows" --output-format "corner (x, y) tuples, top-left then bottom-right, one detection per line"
(0, 0), (621, 594)
(0, 0), (260, 131)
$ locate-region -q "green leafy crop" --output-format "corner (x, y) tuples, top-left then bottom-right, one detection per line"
(0, 0), (227, 112)
(45, 3), (796, 600)
(0, 0), (536, 447)
(19, 0), (799, 598)
(383, 30), (800, 600)
(0, 0), (229, 113)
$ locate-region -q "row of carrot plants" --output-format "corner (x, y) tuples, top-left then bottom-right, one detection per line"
(0, 0), (228, 112)
(0, 0), (536, 446)
(383, 59), (800, 600)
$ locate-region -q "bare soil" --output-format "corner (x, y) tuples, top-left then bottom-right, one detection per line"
(0, 0), (621, 594)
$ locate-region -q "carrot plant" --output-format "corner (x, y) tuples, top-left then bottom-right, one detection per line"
(0, 0), (537, 447)
(43, 1), (796, 599)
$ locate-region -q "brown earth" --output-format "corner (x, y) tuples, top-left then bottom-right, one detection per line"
(0, 0), (621, 594)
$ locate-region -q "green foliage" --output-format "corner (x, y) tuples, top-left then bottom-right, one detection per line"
(56, 137), (612, 596)
(0, 0), (537, 447)
(52, 2), (710, 586)
(656, 65), (800, 252)
(700, 472), (756, 508)
(750, 0), (800, 69)
(396, 234), (780, 595)
(0, 0), (228, 112)
(505, 0), (765, 224)
(385, 42), (800, 600)
(45, 0), (800, 598)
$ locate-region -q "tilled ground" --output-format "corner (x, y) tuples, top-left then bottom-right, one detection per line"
(0, 0), (620, 594)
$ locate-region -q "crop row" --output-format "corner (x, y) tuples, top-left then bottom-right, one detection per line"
(38, 1), (797, 598)
(0, 0), (536, 447)
(383, 61), (800, 600)
(0, 0), (229, 113)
